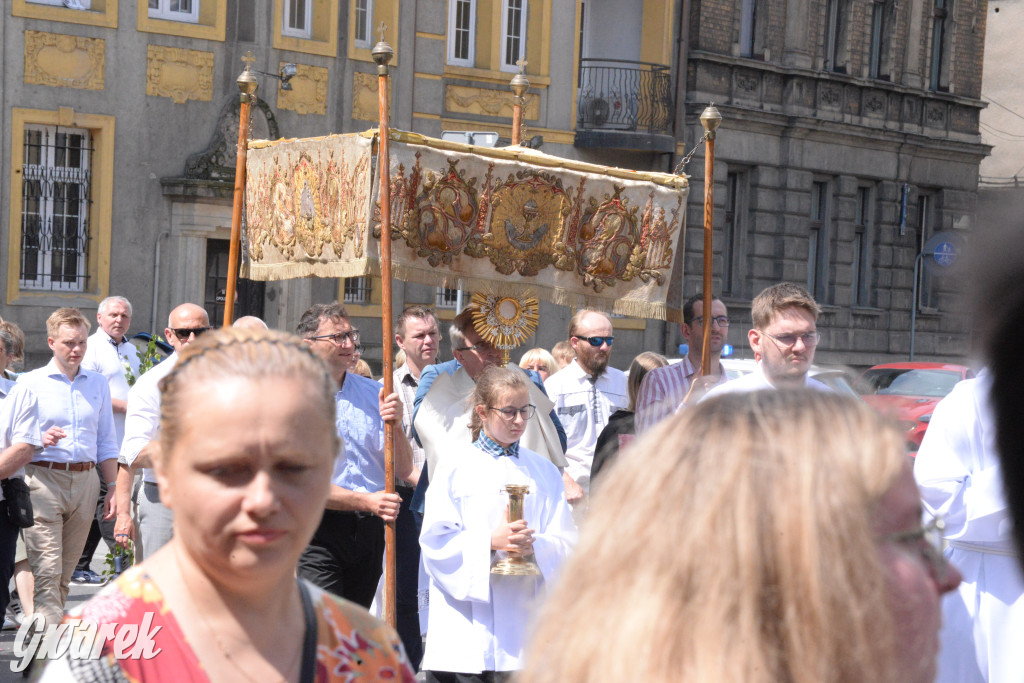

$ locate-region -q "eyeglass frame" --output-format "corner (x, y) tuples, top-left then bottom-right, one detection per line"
(487, 404), (537, 421)
(170, 327), (212, 342)
(879, 515), (951, 580)
(761, 330), (820, 348)
(690, 316), (730, 328)
(306, 329), (360, 346)
(455, 341), (497, 353)
(573, 335), (615, 347)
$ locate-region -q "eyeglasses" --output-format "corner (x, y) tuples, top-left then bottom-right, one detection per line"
(881, 515), (951, 580)
(456, 341), (496, 353)
(170, 327), (211, 342)
(763, 331), (820, 348)
(488, 405), (537, 421)
(691, 316), (730, 328)
(307, 330), (360, 346)
(573, 335), (614, 347)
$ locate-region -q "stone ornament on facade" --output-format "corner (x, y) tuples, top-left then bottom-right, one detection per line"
(352, 71), (390, 122)
(146, 45), (214, 104)
(277, 63), (328, 116)
(445, 84), (540, 120)
(24, 31), (105, 91)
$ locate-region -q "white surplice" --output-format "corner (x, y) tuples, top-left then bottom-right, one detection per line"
(914, 371), (1024, 683)
(419, 442), (576, 674)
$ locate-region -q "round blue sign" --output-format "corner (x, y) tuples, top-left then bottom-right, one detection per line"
(933, 241), (957, 267)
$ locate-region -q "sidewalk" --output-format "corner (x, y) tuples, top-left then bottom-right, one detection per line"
(0, 548), (111, 681)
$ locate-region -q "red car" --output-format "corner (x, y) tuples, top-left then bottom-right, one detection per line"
(855, 362), (976, 455)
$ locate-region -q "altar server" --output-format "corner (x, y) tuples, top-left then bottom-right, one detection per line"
(419, 366), (576, 682)
(915, 370), (1024, 683)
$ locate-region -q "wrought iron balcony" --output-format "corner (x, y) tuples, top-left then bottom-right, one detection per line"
(575, 58), (675, 152)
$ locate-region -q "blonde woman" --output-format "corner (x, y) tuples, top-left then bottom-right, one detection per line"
(41, 329), (414, 681)
(521, 390), (962, 683)
(518, 348), (558, 383)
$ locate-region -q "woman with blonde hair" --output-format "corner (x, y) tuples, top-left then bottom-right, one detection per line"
(521, 390), (961, 683)
(41, 328), (414, 681)
(518, 348), (558, 383)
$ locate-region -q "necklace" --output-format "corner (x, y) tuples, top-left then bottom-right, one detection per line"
(175, 556), (303, 683)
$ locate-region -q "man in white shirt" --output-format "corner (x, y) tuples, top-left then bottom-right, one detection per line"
(635, 293), (730, 432)
(544, 310), (627, 511)
(73, 296), (140, 584)
(0, 325), (43, 624)
(113, 303), (210, 561)
(703, 283), (830, 398)
(17, 308), (119, 626)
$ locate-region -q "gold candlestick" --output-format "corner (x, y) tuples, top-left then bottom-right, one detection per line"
(491, 484), (541, 576)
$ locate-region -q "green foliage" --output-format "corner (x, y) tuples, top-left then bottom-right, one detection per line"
(102, 541), (134, 579)
(123, 336), (165, 386)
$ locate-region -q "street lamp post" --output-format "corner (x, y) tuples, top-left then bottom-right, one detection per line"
(698, 105), (722, 375)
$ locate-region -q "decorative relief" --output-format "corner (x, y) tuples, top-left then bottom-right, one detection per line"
(24, 31), (105, 91)
(353, 71), (392, 122)
(819, 84), (841, 107)
(146, 45), (214, 104)
(736, 71), (759, 93)
(925, 104), (946, 126)
(864, 93), (885, 115)
(278, 63), (328, 116)
(844, 86), (860, 115)
(445, 84), (540, 120)
(902, 97), (920, 125)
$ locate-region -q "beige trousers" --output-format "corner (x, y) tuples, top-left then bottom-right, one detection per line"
(23, 466), (100, 627)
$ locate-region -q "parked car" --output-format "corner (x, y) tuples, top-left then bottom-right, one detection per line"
(719, 358), (859, 397)
(854, 362), (976, 455)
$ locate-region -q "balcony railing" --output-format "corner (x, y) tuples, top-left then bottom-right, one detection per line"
(576, 59), (674, 136)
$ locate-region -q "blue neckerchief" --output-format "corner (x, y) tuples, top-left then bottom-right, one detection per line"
(474, 433), (520, 459)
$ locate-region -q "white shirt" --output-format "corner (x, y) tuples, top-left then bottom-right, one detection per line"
(701, 362), (831, 400)
(914, 372), (1024, 683)
(17, 360), (118, 465)
(121, 354), (178, 484)
(419, 441), (576, 673)
(81, 328), (141, 446)
(543, 360), (627, 494)
(0, 378), (43, 501)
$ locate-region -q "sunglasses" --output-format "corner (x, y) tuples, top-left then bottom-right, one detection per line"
(170, 327), (211, 342)
(574, 335), (614, 347)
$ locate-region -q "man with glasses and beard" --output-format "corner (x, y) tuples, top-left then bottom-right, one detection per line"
(704, 283), (830, 398)
(113, 303), (211, 561)
(544, 310), (627, 515)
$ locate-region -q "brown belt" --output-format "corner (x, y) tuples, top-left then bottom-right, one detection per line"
(29, 461), (95, 472)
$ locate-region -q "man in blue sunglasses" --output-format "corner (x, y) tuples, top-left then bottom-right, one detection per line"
(544, 310), (627, 518)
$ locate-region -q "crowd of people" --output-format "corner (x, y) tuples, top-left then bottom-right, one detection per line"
(0, 278), (1019, 682)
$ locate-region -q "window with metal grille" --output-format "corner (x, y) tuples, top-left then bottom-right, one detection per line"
(435, 287), (461, 310)
(448, 0), (476, 66)
(149, 0), (199, 22)
(343, 277), (373, 304)
(29, 0), (92, 7)
(20, 125), (92, 292)
(501, 0), (527, 71)
(283, 0), (311, 38)
(354, 0), (373, 47)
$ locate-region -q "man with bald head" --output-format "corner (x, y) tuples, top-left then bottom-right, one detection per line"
(544, 310), (627, 512)
(113, 303), (211, 560)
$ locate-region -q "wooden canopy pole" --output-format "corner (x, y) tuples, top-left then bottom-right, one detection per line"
(372, 28), (398, 630)
(698, 105), (722, 375)
(224, 52), (257, 328)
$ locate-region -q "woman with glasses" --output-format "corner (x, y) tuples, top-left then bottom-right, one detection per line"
(520, 390), (961, 683)
(41, 328), (414, 681)
(419, 366), (576, 683)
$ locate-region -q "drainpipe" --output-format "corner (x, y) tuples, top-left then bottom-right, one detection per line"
(150, 231), (170, 333)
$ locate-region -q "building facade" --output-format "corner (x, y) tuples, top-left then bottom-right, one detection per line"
(1, 0), (987, 372)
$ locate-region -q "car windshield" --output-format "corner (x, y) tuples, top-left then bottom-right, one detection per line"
(857, 368), (961, 398)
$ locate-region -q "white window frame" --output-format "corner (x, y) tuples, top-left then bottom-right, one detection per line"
(148, 0), (200, 24)
(448, 0), (476, 67)
(20, 124), (92, 293)
(282, 0), (313, 39)
(500, 0), (528, 72)
(354, 0), (374, 49)
(29, 0), (92, 7)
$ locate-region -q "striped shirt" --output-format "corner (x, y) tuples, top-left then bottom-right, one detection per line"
(390, 363), (426, 488)
(634, 357), (728, 434)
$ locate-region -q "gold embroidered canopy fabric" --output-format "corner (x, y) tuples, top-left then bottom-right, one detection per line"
(243, 130), (688, 321)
